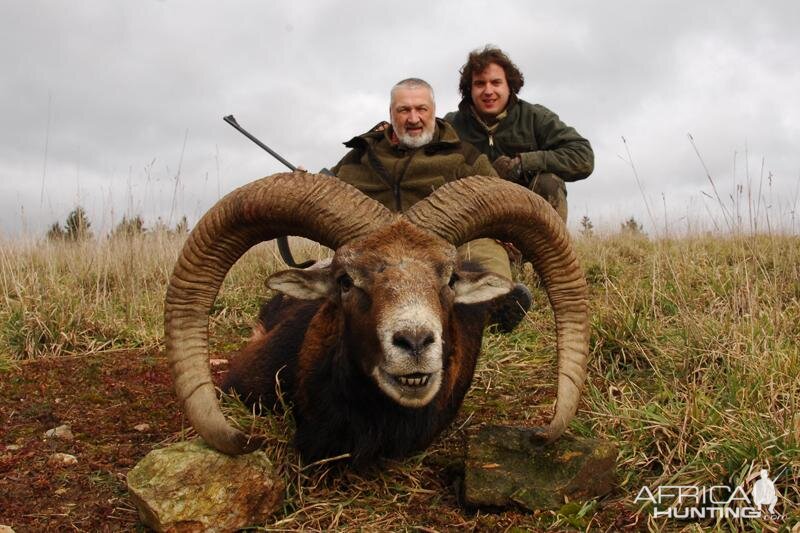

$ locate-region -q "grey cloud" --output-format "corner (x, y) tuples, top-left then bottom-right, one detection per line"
(1, 0), (798, 236)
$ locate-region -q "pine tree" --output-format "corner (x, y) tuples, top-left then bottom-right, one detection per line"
(579, 215), (594, 237)
(65, 207), (93, 241)
(46, 222), (66, 241)
(174, 215), (189, 235)
(620, 216), (645, 236)
(111, 215), (145, 239)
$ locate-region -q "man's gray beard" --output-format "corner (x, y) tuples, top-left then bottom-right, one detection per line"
(395, 125), (434, 149)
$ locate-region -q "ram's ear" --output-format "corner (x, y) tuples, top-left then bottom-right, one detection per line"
(453, 271), (514, 304)
(267, 268), (334, 300)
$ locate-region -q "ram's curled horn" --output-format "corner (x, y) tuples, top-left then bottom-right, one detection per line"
(164, 172), (394, 455)
(406, 175), (590, 441)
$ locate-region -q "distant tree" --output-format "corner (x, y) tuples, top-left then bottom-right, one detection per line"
(149, 216), (189, 236)
(620, 216), (645, 237)
(64, 207), (93, 241)
(111, 215), (145, 239)
(579, 215), (594, 237)
(149, 217), (170, 235)
(174, 215), (189, 235)
(46, 222), (66, 241)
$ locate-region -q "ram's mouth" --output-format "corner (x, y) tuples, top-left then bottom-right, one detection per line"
(392, 372), (432, 388)
(374, 368), (442, 407)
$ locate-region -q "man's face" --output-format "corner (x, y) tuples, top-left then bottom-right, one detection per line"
(390, 86), (435, 149)
(471, 62), (510, 119)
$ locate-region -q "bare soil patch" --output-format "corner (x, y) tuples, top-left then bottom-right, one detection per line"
(0, 350), (184, 531)
(0, 348), (637, 531)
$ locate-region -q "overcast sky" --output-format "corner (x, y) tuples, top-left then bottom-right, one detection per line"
(2, 1), (799, 238)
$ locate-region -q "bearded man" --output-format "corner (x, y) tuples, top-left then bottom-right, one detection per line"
(445, 46), (594, 222)
(332, 78), (532, 332)
(333, 78), (495, 212)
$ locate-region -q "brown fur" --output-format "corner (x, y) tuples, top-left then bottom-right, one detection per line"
(295, 301), (342, 414)
(223, 220), (496, 465)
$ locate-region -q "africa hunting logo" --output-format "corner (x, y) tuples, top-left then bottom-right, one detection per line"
(634, 469), (784, 521)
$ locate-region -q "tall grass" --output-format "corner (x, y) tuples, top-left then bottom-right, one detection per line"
(0, 232), (325, 359)
(1, 223), (798, 529)
(0, 233), (176, 358)
(574, 231), (800, 530)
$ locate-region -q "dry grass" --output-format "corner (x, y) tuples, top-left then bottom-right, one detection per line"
(1, 228), (799, 531)
(0, 233), (179, 358)
(576, 232), (800, 531)
(0, 234), (326, 359)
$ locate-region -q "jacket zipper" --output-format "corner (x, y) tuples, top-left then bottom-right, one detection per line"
(395, 148), (421, 211)
(394, 183), (401, 212)
(488, 134), (499, 160)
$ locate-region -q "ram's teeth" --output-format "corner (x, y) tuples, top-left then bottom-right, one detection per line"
(396, 374), (430, 387)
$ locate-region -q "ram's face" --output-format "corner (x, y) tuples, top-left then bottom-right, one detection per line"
(267, 220), (513, 408)
(335, 234), (453, 407)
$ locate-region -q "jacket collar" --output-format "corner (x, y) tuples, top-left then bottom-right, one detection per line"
(344, 118), (461, 153)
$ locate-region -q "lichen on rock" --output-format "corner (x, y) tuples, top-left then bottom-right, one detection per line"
(127, 439), (284, 532)
(463, 425), (617, 511)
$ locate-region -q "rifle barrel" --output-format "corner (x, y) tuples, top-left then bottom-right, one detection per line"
(223, 115), (297, 171)
(222, 114), (315, 269)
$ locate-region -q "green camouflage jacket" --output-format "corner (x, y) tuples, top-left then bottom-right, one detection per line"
(332, 119), (497, 212)
(444, 96), (594, 182)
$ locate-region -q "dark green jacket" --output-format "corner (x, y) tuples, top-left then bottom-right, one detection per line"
(332, 119), (497, 212)
(444, 96), (594, 182)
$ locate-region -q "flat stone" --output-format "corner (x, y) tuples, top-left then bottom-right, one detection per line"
(464, 425), (617, 511)
(127, 439), (284, 532)
(48, 453), (78, 466)
(44, 424), (74, 441)
(133, 423), (151, 433)
(0, 525), (17, 533)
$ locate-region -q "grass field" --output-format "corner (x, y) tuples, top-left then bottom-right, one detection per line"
(1, 227), (798, 531)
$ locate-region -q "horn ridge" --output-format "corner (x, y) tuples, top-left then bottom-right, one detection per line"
(406, 175), (590, 441)
(165, 172), (393, 454)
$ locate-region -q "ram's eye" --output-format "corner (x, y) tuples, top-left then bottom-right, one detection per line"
(448, 272), (459, 289)
(338, 274), (354, 293)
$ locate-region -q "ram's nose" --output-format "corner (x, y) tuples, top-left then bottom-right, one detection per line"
(391, 328), (435, 358)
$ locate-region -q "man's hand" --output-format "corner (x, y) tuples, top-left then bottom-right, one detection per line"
(492, 155), (524, 184)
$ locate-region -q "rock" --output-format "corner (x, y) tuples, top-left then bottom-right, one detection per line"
(0, 525), (16, 533)
(48, 453), (78, 466)
(463, 425), (617, 511)
(127, 439), (284, 532)
(134, 423), (151, 433)
(44, 424), (74, 441)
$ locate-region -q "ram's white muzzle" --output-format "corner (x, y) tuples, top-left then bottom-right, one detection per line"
(373, 301), (443, 407)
